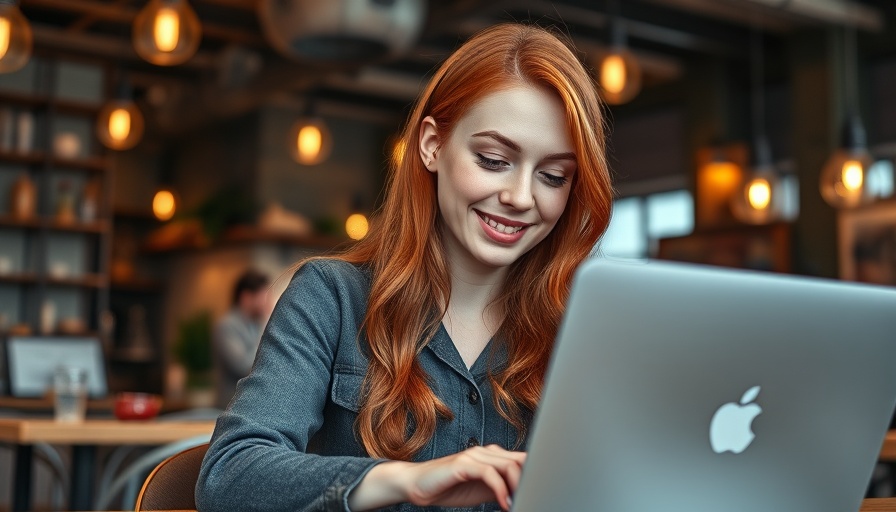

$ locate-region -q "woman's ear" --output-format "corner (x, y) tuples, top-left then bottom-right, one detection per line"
(419, 116), (440, 173)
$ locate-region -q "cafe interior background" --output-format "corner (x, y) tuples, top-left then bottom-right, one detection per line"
(0, 0), (895, 509)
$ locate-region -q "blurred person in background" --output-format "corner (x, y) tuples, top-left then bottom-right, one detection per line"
(213, 269), (273, 409)
(198, 22), (612, 512)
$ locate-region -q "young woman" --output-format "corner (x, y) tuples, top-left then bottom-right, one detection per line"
(196, 22), (613, 512)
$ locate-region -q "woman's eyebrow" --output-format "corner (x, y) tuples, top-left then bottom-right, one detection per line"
(543, 152), (577, 162)
(473, 130), (577, 163)
(472, 130), (521, 152)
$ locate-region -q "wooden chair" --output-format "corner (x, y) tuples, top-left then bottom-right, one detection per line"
(134, 442), (210, 511)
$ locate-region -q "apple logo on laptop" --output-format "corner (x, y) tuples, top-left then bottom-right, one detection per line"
(709, 385), (762, 454)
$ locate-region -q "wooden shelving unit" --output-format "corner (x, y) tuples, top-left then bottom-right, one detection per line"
(0, 55), (112, 371)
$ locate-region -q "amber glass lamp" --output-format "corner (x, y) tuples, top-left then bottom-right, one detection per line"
(732, 137), (782, 224)
(821, 24), (875, 209)
(820, 114), (874, 208)
(152, 189), (177, 221)
(133, 0), (201, 66)
(97, 98), (144, 151)
(288, 117), (332, 165)
(597, 1), (641, 105)
(732, 29), (782, 225)
(598, 48), (641, 105)
(0, 0), (32, 73)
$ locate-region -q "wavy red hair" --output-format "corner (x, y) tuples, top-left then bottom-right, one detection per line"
(320, 23), (613, 460)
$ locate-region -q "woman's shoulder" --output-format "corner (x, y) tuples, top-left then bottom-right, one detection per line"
(283, 257), (372, 302)
(296, 257), (371, 284)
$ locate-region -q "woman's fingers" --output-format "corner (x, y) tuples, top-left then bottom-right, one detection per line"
(463, 446), (525, 495)
(407, 446), (526, 510)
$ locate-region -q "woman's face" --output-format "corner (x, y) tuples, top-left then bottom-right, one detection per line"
(420, 84), (577, 272)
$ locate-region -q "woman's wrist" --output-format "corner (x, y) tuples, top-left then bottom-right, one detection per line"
(347, 460), (414, 511)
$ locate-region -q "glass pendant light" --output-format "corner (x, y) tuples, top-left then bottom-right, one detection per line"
(133, 0), (202, 66)
(732, 137), (782, 224)
(732, 28), (782, 224)
(152, 188), (177, 221)
(0, 0), (32, 73)
(820, 23), (874, 209)
(598, 0), (641, 105)
(288, 99), (332, 166)
(97, 80), (144, 151)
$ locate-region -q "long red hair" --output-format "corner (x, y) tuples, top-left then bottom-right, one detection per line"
(322, 23), (612, 460)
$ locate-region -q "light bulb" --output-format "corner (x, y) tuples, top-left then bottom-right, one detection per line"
(747, 178), (771, 210)
(0, 18), (10, 58)
(820, 149), (873, 208)
(108, 108), (132, 143)
(133, 0), (201, 66)
(288, 117), (332, 165)
(841, 160), (864, 191)
(600, 54), (626, 95)
(597, 48), (641, 105)
(0, 1), (32, 73)
(97, 100), (144, 150)
(153, 7), (180, 52)
(345, 213), (369, 240)
(153, 189), (176, 221)
(298, 125), (322, 160)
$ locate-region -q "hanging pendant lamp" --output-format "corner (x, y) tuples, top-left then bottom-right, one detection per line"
(597, 0), (641, 105)
(819, 23), (874, 209)
(97, 79), (144, 151)
(732, 28), (782, 224)
(133, 0), (202, 66)
(0, 0), (31, 73)
(288, 97), (332, 166)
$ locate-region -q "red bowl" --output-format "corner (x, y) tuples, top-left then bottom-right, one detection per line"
(114, 392), (163, 421)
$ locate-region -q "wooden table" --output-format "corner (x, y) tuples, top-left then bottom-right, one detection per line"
(0, 418), (215, 512)
(880, 430), (896, 462)
(864, 498), (896, 511)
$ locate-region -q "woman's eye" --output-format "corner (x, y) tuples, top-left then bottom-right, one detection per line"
(475, 153), (506, 171)
(541, 173), (569, 188)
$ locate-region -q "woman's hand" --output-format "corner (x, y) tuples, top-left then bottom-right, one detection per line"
(348, 444), (526, 511)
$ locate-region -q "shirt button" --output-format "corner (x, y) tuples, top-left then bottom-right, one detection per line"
(468, 390), (479, 405)
(466, 437), (479, 449)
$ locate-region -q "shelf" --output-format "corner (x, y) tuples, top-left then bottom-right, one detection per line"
(50, 155), (107, 172)
(0, 150), (107, 172)
(0, 272), (38, 284)
(0, 150), (45, 166)
(0, 273), (106, 288)
(111, 277), (162, 292)
(55, 98), (103, 117)
(0, 215), (109, 233)
(0, 91), (102, 116)
(0, 90), (50, 108)
(142, 224), (348, 253)
(48, 273), (106, 288)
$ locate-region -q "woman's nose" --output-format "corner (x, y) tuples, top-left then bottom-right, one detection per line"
(498, 172), (535, 210)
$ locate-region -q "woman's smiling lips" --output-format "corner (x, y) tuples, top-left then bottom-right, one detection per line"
(474, 209), (533, 244)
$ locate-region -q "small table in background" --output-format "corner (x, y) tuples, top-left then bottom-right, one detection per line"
(864, 498), (896, 511)
(0, 417), (215, 511)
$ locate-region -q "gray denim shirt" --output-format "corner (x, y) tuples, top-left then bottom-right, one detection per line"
(196, 259), (529, 512)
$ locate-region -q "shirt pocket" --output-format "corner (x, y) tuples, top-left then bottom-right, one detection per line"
(331, 364), (364, 413)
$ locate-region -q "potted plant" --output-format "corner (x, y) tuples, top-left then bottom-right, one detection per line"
(172, 311), (214, 407)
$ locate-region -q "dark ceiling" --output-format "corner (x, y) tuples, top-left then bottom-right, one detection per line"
(16, 0), (896, 135)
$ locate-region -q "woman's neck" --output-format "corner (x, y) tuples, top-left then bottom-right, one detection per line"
(442, 258), (507, 368)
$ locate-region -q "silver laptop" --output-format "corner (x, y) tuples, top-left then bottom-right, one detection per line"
(514, 258), (896, 512)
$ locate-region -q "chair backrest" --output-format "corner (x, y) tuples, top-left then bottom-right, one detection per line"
(135, 442), (209, 511)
